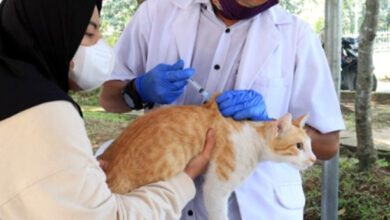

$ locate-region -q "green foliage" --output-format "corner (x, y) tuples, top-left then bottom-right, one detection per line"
(279, 0), (312, 15)
(99, 0), (390, 41)
(314, 17), (325, 33)
(343, 0), (390, 34)
(342, 0), (361, 35)
(339, 158), (390, 219)
(304, 158), (390, 219)
(100, 0), (138, 46)
(379, 0), (390, 31)
(377, 159), (389, 168)
(302, 163), (322, 216)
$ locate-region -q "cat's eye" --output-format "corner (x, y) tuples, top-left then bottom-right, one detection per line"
(297, 143), (303, 150)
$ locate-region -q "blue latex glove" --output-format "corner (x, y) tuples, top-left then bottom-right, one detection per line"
(216, 90), (270, 121)
(135, 59), (195, 104)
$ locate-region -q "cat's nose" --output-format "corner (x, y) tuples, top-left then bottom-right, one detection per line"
(308, 154), (317, 164)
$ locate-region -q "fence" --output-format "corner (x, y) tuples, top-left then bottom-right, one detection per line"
(374, 31), (390, 52)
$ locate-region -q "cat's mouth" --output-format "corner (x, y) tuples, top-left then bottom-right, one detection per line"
(292, 161), (314, 171)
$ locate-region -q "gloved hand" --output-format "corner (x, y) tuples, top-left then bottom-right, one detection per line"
(135, 59), (195, 104)
(216, 90), (270, 121)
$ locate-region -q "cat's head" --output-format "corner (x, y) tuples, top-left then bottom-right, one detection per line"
(260, 113), (316, 170)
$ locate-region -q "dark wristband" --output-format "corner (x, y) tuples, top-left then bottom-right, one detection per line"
(122, 79), (145, 110)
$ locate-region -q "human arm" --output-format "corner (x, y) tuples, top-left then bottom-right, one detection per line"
(100, 1), (194, 112)
(99, 1), (149, 113)
(100, 60), (195, 112)
(0, 101), (214, 220)
(305, 125), (340, 160)
(290, 23), (345, 161)
(100, 79), (130, 113)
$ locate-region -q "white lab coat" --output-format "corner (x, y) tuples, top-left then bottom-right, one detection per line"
(112, 0), (345, 219)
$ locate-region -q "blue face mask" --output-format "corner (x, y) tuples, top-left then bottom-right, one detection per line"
(216, 0), (279, 20)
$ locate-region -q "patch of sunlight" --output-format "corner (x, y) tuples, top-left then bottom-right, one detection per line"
(82, 105), (105, 112)
(376, 138), (390, 147)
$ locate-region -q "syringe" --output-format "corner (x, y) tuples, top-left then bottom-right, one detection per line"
(187, 79), (210, 102)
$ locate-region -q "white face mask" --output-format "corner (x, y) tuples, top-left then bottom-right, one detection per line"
(69, 39), (115, 91)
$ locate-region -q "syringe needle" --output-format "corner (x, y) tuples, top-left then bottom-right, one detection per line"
(187, 79), (209, 101)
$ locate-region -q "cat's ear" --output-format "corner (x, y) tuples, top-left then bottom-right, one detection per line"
(292, 113), (309, 128)
(275, 113), (292, 135)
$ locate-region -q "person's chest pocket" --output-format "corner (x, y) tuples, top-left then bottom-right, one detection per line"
(252, 75), (290, 118)
(274, 183), (306, 210)
(272, 163), (306, 215)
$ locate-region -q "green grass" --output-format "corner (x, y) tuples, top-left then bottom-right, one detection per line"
(303, 159), (390, 219)
(82, 107), (138, 148)
(82, 106), (136, 122)
(72, 91), (390, 219)
(70, 90), (139, 148)
(70, 89), (100, 106)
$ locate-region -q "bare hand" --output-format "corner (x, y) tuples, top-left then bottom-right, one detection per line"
(184, 129), (216, 180)
(98, 159), (109, 172)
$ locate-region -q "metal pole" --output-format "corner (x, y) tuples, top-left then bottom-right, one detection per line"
(321, 0), (342, 219)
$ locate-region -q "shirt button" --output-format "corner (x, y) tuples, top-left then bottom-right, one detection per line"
(187, 210), (194, 216)
(225, 28), (231, 33)
(214, 64), (221, 70)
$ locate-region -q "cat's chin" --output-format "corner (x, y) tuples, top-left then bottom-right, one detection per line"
(291, 162), (314, 171)
(299, 165), (311, 171)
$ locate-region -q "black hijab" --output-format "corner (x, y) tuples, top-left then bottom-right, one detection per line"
(0, 0), (101, 120)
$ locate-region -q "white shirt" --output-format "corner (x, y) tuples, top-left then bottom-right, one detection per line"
(182, 3), (252, 105)
(110, 0), (345, 218)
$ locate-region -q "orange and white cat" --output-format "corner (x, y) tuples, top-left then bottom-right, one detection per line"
(100, 95), (316, 220)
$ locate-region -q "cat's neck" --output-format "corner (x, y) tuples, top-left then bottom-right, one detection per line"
(250, 122), (274, 162)
(254, 123), (270, 160)
(226, 120), (271, 164)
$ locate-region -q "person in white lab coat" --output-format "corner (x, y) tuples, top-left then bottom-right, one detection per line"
(100, 0), (345, 219)
(0, 0), (216, 219)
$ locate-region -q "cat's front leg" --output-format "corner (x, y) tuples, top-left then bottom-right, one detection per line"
(202, 168), (233, 220)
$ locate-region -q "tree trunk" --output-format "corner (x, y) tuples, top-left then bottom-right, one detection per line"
(355, 0), (380, 171)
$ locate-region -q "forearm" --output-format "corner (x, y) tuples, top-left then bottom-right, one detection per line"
(100, 80), (132, 113)
(3, 166), (195, 220)
(116, 172), (195, 220)
(0, 102), (195, 219)
(305, 125), (340, 160)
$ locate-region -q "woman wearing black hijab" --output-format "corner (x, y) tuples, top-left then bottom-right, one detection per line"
(0, 0), (214, 219)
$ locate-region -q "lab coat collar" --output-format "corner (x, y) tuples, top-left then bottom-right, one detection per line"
(170, 0), (292, 24)
(172, 1), (201, 68)
(268, 5), (293, 25)
(235, 6), (291, 89)
(172, 0), (292, 86)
